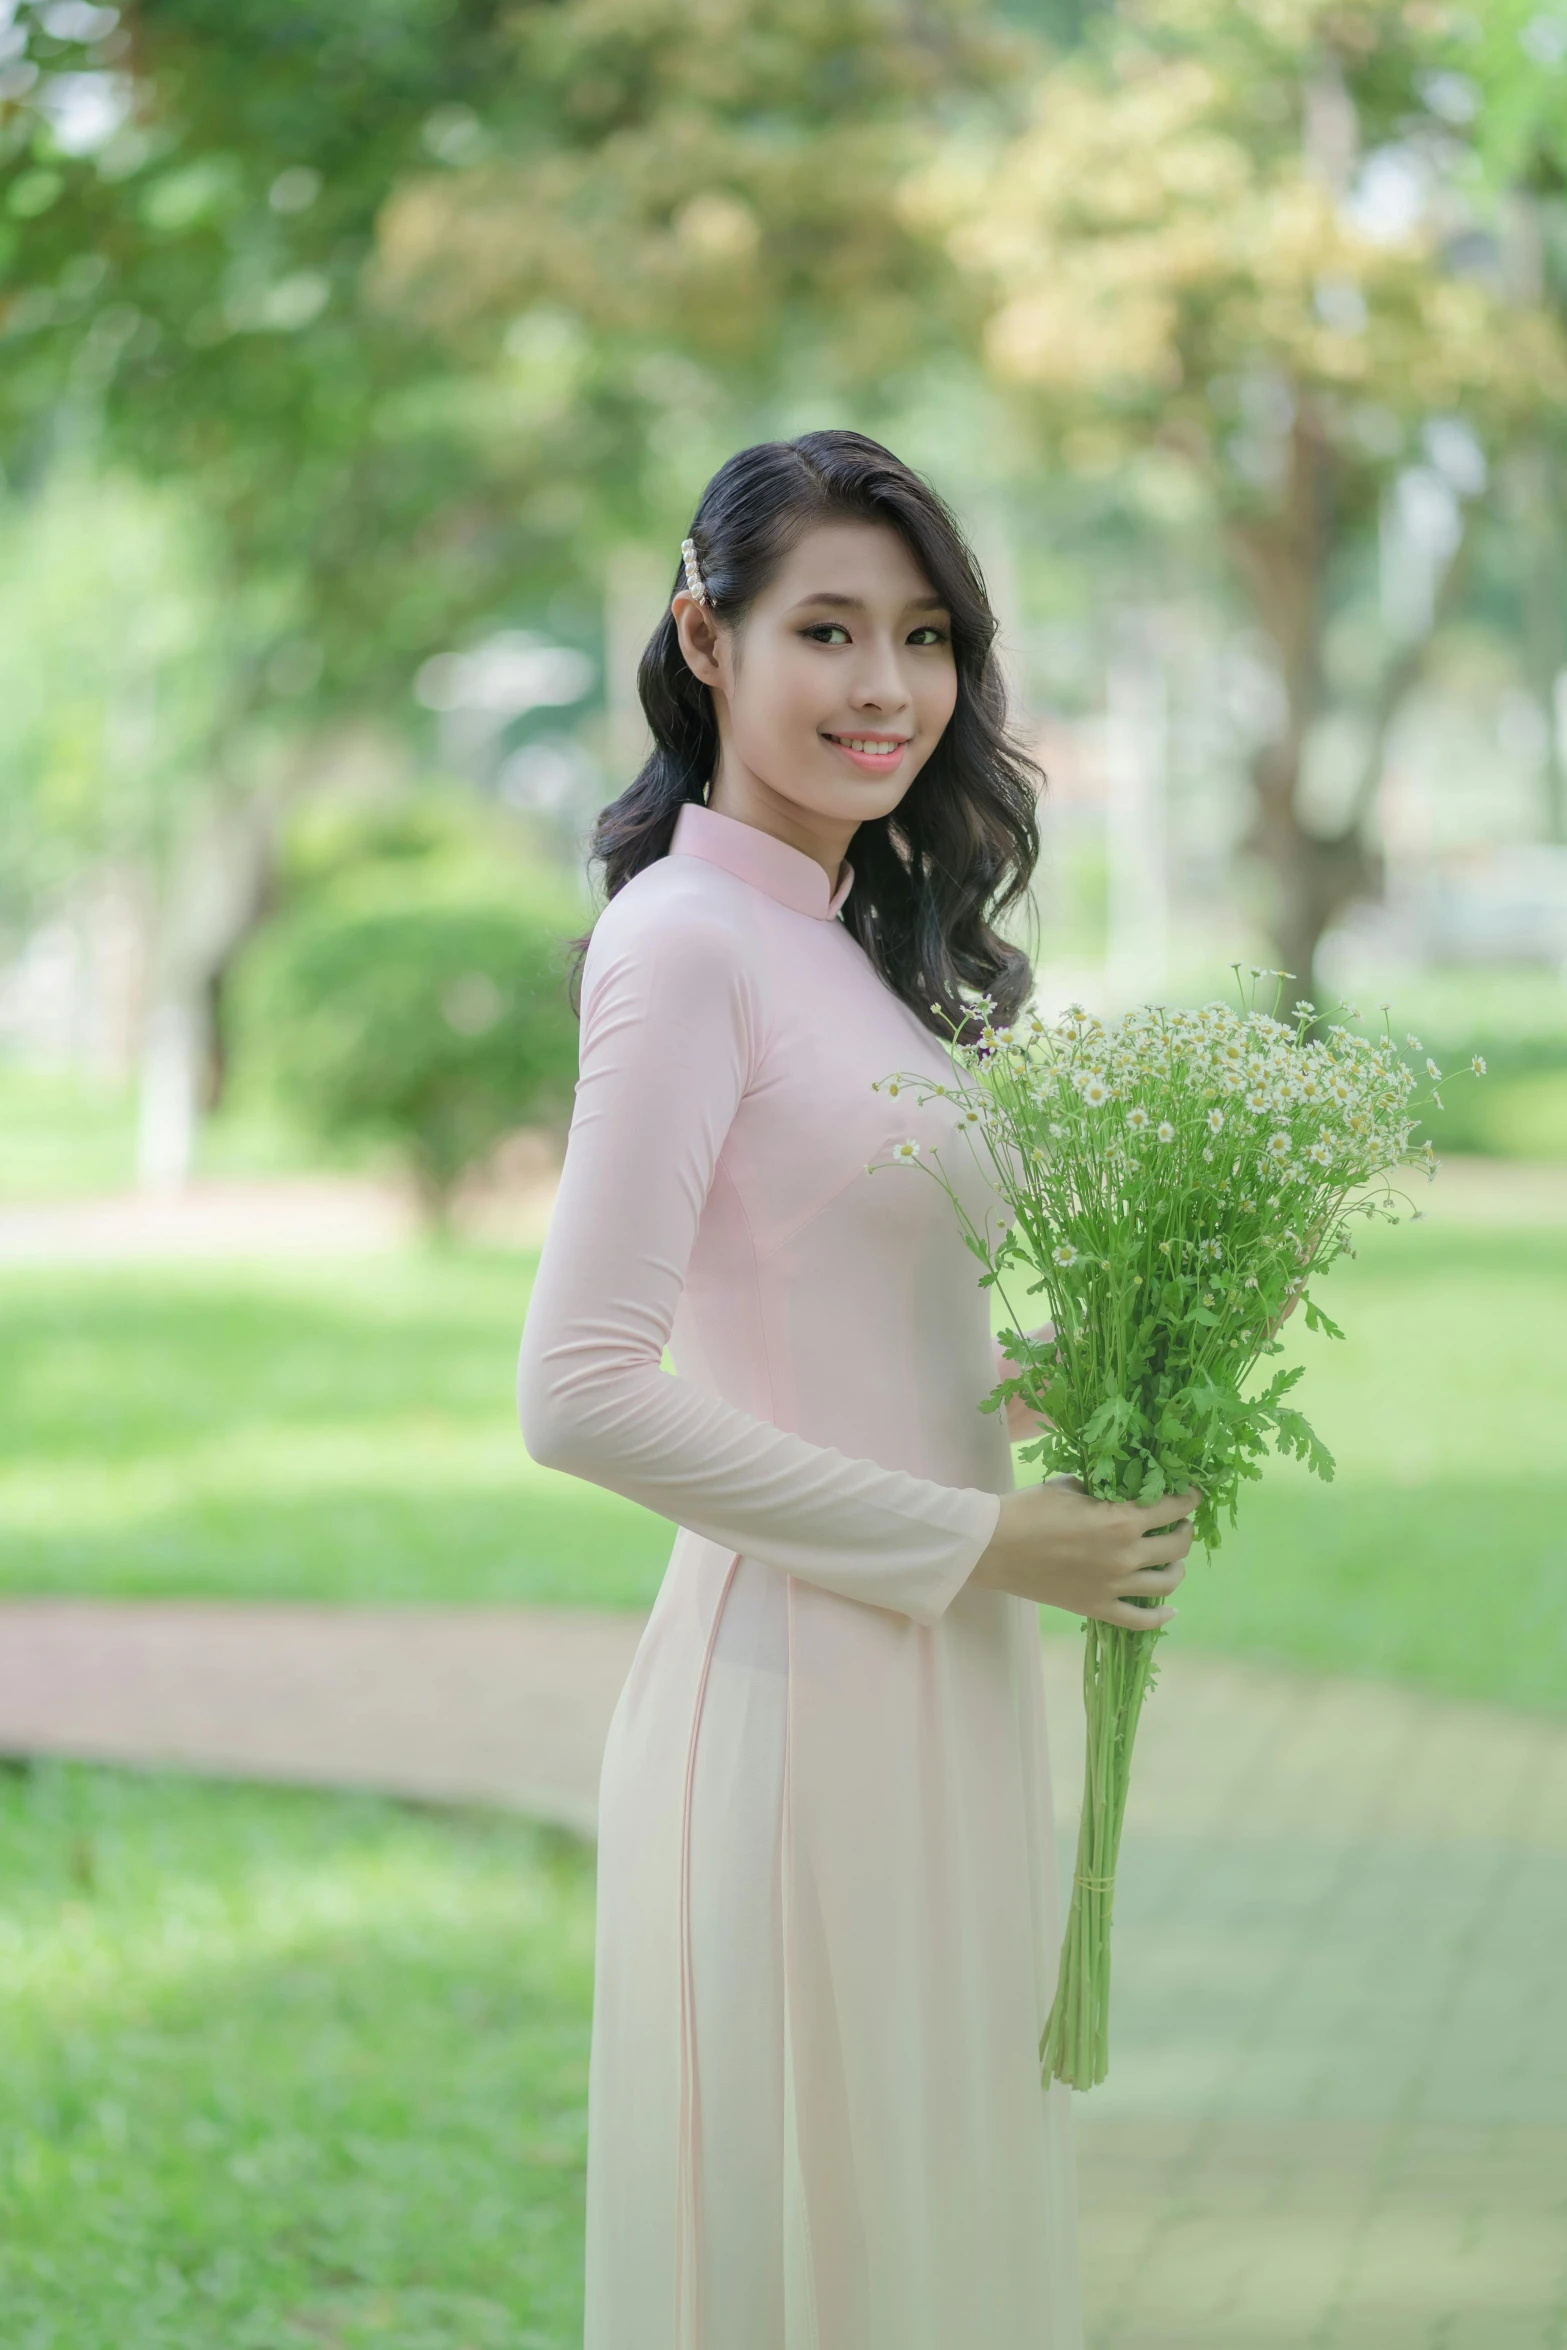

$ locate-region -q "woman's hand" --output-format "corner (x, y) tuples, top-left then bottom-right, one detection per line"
(968, 1476), (1199, 1628)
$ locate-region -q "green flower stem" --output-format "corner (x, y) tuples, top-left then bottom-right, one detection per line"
(1040, 1609), (1164, 2090)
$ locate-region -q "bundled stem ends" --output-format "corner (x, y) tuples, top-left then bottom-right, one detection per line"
(1040, 1613), (1164, 2090)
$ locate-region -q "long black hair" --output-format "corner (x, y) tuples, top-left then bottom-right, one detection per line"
(564, 429), (1043, 1043)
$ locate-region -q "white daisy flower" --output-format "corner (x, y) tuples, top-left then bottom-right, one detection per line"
(1307, 1139), (1333, 1166)
(1156, 1121), (1176, 1145)
(1125, 1105), (1150, 1131)
(891, 1139), (921, 1162)
(1207, 1109), (1225, 1134)
(1051, 1242), (1079, 1268)
(1267, 1131), (1292, 1159)
(1077, 1073), (1112, 1107)
(1471, 1054), (1487, 1076)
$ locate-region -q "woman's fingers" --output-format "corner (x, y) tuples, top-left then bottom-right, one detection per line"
(1130, 1487), (1200, 1530)
(980, 1475), (1204, 1617)
(1095, 1597), (1178, 1629)
(1115, 1559), (1185, 1596)
(1126, 1524), (1194, 1569)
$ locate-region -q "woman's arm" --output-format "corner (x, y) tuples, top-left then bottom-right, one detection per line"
(517, 892), (1000, 1627)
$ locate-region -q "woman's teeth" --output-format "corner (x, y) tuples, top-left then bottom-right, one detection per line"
(833, 737), (901, 754)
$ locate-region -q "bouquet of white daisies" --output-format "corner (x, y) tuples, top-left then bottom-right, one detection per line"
(873, 969), (1482, 2090)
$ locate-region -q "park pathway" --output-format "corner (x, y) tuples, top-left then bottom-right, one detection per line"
(1, 1596), (1563, 2347)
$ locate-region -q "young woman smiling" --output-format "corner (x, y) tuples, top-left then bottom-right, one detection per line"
(517, 431), (1195, 2350)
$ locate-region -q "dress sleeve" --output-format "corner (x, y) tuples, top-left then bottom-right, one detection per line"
(516, 894), (1001, 1626)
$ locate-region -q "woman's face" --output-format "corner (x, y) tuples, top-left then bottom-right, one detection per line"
(678, 518), (959, 831)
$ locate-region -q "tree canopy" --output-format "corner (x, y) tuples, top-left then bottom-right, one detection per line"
(908, 0), (1567, 991)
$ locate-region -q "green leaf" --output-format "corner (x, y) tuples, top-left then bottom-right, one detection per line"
(1303, 1295), (1346, 1340)
(1083, 1394), (1136, 1445)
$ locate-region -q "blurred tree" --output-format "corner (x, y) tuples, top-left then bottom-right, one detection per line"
(0, 464), (221, 929)
(0, 0), (1028, 1170)
(241, 803), (586, 1227)
(1464, 0), (1567, 843)
(1, 0), (1031, 698)
(912, 0), (1567, 1001)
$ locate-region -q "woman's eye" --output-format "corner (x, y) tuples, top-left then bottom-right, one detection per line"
(803, 623), (851, 645)
(908, 625), (949, 646)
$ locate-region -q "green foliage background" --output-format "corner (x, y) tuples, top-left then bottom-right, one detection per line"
(237, 800), (587, 1214)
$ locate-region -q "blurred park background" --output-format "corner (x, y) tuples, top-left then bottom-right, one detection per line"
(1, 0), (1565, 2343)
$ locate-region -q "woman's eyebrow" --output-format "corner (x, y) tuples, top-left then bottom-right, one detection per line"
(785, 591), (950, 614)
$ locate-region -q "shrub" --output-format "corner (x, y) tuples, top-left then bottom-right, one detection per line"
(248, 859), (583, 1224)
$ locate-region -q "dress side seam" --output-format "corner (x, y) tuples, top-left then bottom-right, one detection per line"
(676, 1548), (742, 2350)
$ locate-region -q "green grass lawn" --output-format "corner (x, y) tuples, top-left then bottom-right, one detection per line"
(0, 1065), (372, 1202)
(0, 1250), (670, 1608)
(1, 1207), (1564, 1712)
(1172, 1215), (1567, 1711)
(0, 1763), (594, 2350)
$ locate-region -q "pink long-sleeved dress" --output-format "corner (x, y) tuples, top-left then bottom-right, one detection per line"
(517, 799), (1081, 2350)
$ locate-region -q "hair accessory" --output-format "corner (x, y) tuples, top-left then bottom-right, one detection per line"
(680, 535), (709, 607)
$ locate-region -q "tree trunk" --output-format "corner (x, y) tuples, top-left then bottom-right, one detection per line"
(135, 789), (282, 1191)
(1249, 782), (1379, 1015)
(1514, 441), (1567, 846)
(1227, 409), (1456, 1017)
(1227, 415), (1338, 1012)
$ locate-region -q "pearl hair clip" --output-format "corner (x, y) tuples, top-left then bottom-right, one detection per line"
(680, 536), (709, 607)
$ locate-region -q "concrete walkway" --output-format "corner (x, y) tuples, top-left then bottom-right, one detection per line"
(1, 1598), (1563, 2347)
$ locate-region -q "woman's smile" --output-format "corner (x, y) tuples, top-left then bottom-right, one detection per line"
(822, 731), (909, 775)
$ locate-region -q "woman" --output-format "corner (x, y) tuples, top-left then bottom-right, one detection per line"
(517, 429), (1196, 2349)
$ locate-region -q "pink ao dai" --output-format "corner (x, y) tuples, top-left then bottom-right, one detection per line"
(517, 799), (1082, 2349)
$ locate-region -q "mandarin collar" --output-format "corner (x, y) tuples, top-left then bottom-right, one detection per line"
(669, 800), (854, 920)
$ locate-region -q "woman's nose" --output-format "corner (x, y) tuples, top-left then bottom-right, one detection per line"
(850, 637), (912, 711)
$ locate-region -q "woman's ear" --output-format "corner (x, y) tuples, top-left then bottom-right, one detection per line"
(672, 592), (723, 689)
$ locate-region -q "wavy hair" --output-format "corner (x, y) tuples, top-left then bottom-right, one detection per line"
(564, 429), (1043, 1043)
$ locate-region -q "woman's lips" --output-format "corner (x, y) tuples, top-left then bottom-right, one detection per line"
(823, 733), (908, 774)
